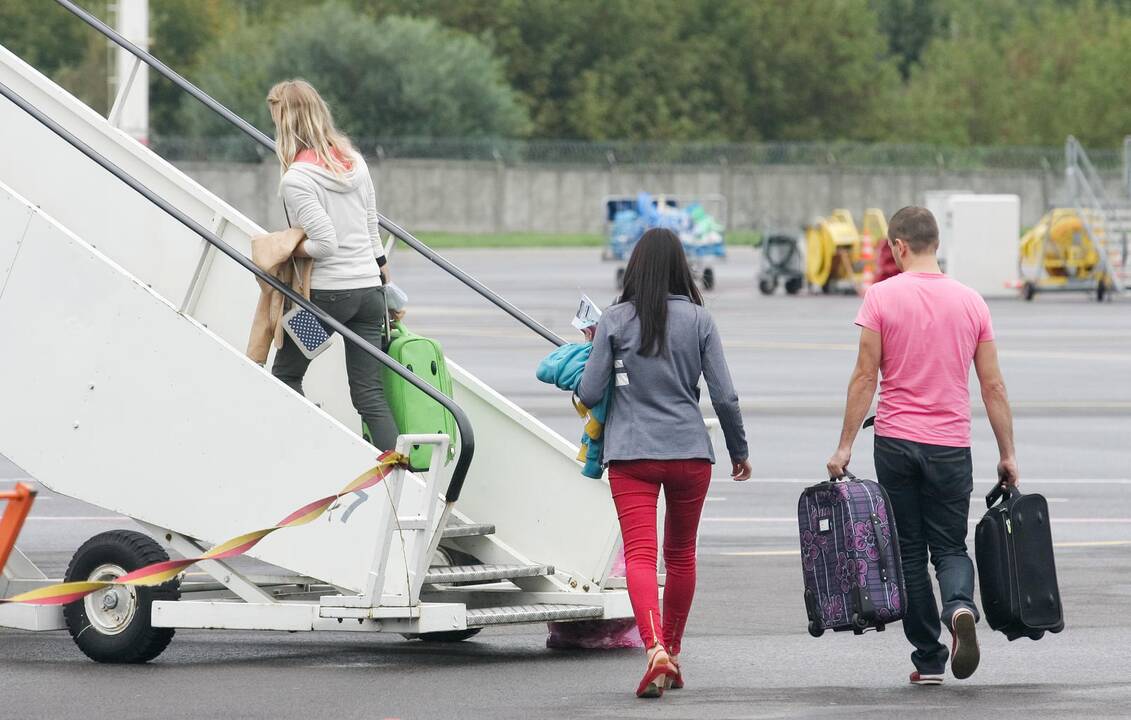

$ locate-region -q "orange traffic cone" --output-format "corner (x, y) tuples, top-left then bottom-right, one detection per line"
(0, 482), (36, 573)
(857, 232), (875, 296)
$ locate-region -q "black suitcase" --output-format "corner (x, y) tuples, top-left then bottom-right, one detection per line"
(974, 484), (1065, 640)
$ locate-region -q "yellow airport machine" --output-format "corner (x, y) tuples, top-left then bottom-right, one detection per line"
(1019, 208), (1113, 301)
(804, 208), (886, 294)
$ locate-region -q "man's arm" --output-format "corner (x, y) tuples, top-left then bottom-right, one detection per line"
(974, 340), (1019, 487)
(826, 328), (881, 479)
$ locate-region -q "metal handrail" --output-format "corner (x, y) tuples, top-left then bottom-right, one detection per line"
(54, 0), (566, 348)
(1066, 137), (1126, 294)
(0, 79), (474, 503)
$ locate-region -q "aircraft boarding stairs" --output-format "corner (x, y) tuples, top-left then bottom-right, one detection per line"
(0, 27), (629, 661)
(1065, 136), (1129, 297)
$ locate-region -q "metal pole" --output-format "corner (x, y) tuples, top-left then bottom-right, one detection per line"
(0, 79), (475, 502)
(53, 0), (565, 347)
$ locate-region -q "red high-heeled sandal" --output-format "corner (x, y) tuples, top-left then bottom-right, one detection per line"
(664, 658), (684, 690)
(636, 646), (678, 699)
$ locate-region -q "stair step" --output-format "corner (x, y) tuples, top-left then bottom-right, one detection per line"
(441, 522), (496, 539)
(425, 563), (554, 585)
(465, 603), (604, 627)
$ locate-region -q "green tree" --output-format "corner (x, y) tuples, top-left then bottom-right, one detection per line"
(871, 0), (949, 79)
(892, 0), (1131, 147)
(732, 0), (902, 142)
(0, 0), (89, 75)
(360, 0), (900, 142)
(0, 0), (110, 113)
(182, 3), (528, 141)
(150, 0), (240, 134)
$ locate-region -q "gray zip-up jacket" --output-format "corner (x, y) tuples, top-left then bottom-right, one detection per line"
(577, 295), (748, 464)
(281, 152), (385, 290)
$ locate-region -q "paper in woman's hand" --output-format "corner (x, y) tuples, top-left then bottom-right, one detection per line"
(571, 293), (602, 331)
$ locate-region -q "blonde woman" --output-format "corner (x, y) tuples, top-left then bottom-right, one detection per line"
(267, 79), (398, 450)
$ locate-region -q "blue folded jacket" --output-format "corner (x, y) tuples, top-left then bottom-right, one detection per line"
(536, 342), (611, 478)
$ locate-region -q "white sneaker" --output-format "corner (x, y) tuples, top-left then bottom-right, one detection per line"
(910, 671), (944, 686)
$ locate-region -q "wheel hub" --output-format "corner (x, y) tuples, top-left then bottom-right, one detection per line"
(83, 563), (138, 636)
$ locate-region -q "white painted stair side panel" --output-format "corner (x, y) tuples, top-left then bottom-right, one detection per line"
(0, 185), (409, 595)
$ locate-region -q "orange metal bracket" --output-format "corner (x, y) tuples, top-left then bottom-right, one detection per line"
(0, 483), (36, 573)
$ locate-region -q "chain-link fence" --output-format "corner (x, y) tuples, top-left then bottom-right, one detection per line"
(153, 135), (1125, 173)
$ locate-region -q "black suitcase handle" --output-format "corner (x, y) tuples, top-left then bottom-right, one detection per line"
(986, 483), (1020, 509)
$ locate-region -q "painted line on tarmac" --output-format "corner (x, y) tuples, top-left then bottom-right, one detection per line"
(717, 338), (1131, 362)
(711, 478), (1131, 485)
(1053, 540), (1131, 548)
(719, 550), (800, 557)
(25, 515), (129, 521)
(1000, 349), (1131, 362)
(723, 339), (856, 352)
(720, 540), (1131, 557)
(703, 516), (1131, 524)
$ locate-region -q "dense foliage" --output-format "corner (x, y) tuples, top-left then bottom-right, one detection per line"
(4, 0), (1131, 147)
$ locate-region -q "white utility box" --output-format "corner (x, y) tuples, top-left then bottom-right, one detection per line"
(923, 189), (971, 271)
(926, 192), (1020, 298)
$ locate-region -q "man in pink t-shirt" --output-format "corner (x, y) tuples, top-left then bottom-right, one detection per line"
(826, 206), (1019, 687)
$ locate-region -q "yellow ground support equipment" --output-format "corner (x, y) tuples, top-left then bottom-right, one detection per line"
(861, 209), (888, 250)
(804, 208), (887, 293)
(1019, 208), (1111, 300)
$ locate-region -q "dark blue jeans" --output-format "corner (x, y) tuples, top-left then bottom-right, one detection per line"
(874, 435), (980, 674)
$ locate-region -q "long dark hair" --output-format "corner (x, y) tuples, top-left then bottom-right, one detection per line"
(619, 228), (703, 357)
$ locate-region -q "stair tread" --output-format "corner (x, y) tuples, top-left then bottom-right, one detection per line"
(441, 522), (496, 539)
(425, 563), (554, 584)
(465, 603), (604, 627)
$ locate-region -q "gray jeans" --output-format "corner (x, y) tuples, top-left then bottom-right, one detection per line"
(272, 286), (399, 450)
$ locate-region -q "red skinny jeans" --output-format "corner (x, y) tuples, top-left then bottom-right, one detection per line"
(608, 458), (711, 655)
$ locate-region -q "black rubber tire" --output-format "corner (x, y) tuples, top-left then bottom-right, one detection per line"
(615, 267), (626, 290)
(1023, 282), (1036, 301)
(1097, 280), (1108, 302)
(415, 628), (483, 643)
(851, 612), (869, 630)
(63, 530), (180, 664)
(784, 277), (803, 295)
(807, 621), (824, 638)
(702, 267), (715, 290)
(758, 277), (776, 295)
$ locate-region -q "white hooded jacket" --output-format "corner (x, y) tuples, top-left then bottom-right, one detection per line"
(280, 152), (385, 290)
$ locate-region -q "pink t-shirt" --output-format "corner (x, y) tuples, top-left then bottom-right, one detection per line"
(855, 272), (994, 447)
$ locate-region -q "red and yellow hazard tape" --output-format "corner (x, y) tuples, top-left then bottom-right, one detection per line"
(0, 450), (408, 606)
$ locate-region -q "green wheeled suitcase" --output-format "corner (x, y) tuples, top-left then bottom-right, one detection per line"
(381, 321), (457, 470)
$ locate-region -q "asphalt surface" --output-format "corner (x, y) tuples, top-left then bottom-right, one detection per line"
(3, 247), (1131, 719)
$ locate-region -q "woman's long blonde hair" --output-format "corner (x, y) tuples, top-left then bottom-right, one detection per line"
(266, 79), (355, 177)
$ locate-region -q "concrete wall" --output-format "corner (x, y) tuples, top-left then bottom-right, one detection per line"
(175, 158), (1064, 236)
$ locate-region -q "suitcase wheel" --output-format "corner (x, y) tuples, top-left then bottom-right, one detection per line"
(876, 622), (885, 633)
(1028, 630), (1046, 641)
(807, 621), (824, 638)
(851, 612), (869, 631)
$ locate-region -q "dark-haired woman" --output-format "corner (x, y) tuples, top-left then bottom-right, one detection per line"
(577, 228), (751, 698)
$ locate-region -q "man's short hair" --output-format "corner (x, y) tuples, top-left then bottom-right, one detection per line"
(888, 206), (939, 254)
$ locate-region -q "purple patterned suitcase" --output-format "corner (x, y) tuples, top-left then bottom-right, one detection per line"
(798, 472), (906, 636)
